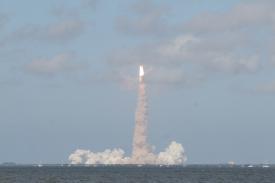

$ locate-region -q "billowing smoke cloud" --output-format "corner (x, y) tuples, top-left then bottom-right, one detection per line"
(69, 141), (186, 165)
(69, 66), (186, 165)
(69, 149), (130, 165)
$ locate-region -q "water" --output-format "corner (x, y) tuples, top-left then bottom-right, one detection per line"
(0, 165), (274, 183)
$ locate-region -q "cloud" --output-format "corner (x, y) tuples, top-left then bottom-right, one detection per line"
(20, 20), (85, 41)
(108, 0), (275, 87)
(107, 31), (260, 87)
(5, 19), (85, 44)
(25, 53), (83, 75)
(0, 2), (93, 47)
(157, 34), (260, 73)
(116, 0), (171, 36)
(46, 20), (85, 41)
(184, 1), (275, 34)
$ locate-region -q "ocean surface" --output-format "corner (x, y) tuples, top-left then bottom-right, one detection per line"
(0, 165), (274, 183)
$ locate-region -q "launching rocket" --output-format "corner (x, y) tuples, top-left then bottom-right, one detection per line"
(139, 65), (144, 82)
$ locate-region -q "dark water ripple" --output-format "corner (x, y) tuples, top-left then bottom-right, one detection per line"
(0, 166), (274, 183)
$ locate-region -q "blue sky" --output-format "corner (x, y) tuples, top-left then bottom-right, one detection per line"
(1, 0), (275, 164)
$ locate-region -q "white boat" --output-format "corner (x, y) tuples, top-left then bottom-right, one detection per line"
(262, 164), (270, 168)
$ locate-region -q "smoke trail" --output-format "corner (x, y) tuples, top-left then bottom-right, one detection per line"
(131, 65), (152, 164)
(68, 65), (187, 165)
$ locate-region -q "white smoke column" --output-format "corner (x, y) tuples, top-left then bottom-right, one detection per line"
(131, 65), (153, 164)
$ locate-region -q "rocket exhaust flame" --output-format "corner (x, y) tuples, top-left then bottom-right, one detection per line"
(139, 65), (144, 79)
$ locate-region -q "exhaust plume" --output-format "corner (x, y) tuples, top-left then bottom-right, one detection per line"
(68, 65), (187, 165)
(131, 64), (151, 164)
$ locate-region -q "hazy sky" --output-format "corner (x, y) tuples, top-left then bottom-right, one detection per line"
(1, 0), (275, 164)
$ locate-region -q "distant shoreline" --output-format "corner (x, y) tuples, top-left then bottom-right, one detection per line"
(0, 164), (274, 168)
